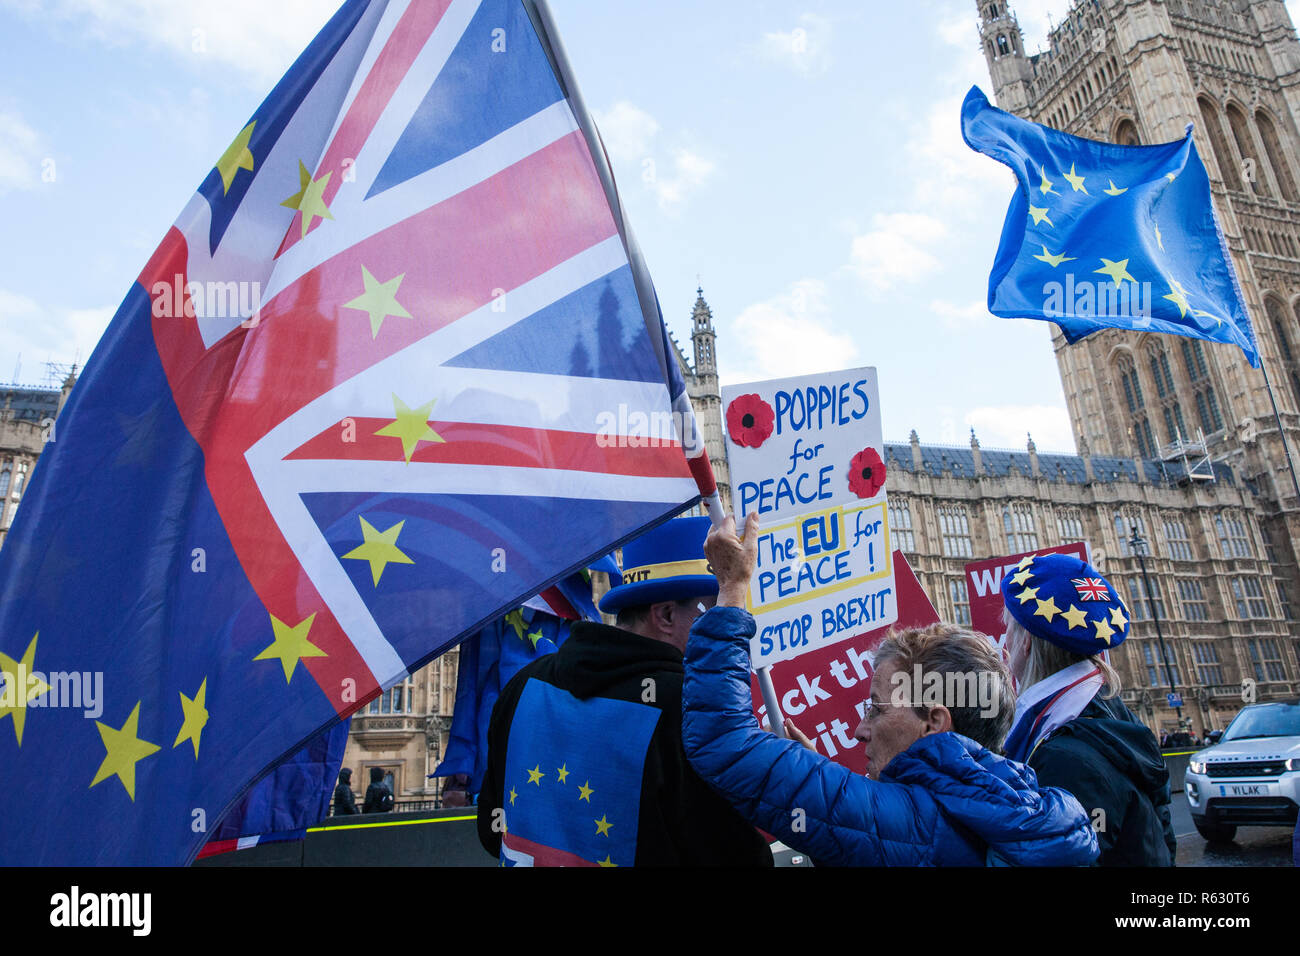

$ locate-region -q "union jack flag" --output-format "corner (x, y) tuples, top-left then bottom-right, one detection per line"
(1071, 578), (1111, 602)
(0, 0), (715, 864)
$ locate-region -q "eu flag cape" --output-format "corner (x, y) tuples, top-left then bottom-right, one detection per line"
(0, 0), (716, 865)
(961, 86), (1259, 366)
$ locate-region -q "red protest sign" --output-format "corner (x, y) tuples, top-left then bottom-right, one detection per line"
(749, 551), (938, 773)
(964, 541), (1090, 650)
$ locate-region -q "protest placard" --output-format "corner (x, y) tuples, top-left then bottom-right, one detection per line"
(748, 552), (937, 771)
(964, 541), (1091, 650)
(722, 368), (896, 669)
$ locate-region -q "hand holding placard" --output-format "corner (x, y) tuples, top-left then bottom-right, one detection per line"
(705, 513), (761, 608)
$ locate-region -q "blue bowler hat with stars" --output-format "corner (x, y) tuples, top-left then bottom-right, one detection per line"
(599, 516), (718, 614)
(1000, 553), (1130, 655)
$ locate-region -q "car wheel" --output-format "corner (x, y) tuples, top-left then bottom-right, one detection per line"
(1194, 821), (1237, 843)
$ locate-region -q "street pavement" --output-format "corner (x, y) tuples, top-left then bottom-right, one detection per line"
(1170, 792), (1296, 866)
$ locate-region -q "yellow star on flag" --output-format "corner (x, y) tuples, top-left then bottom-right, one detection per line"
(1093, 616), (1116, 645)
(578, 780), (594, 802)
(375, 395), (445, 463)
(1034, 246), (1076, 268)
(1010, 568), (1034, 587)
(527, 764), (545, 785)
(594, 815), (613, 836)
(1192, 308), (1223, 328)
(1162, 278), (1191, 318)
(1110, 605), (1129, 630)
(1095, 258), (1137, 287)
(1061, 604), (1089, 630)
(1103, 179), (1127, 196)
(557, 764), (569, 784)
(1017, 585), (1040, 605)
(597, 855), (618, 867)
(1038, 167), (1059, 196)
(1166, 172), (1177, 182)
(504, 610), (526, 640)
(255, 612), (327, 683)
(216, 121), (256, 194)
(508, 787), (517, 805)
(280, 160), (335, 238)
(1033, 596), (1061, 623)
(527, 629), (545, 650)
(1028, 205), (1054, 227)
(1062, 163), (1089, 194)
(1154, 223), (1164, 251)
(173, 678), (209, 759)
(343, 266), (413, 338)
(0, 632), (50, 746)
(89, 701), (161, 801)
(1015, 556), (1035, 571)
(342, 517), (414, 585)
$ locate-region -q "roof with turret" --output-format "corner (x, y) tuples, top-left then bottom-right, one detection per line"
(882, 437), (1235, 486)
(0, 385), (60, 424)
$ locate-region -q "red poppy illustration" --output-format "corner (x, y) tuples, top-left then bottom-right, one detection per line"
(726, 393), (775, 449)
(848, 447), (886, 499)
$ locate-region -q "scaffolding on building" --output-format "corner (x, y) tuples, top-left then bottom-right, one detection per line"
(1160, 427), (1216, 483)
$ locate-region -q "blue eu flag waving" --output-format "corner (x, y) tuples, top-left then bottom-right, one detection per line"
(961, 86), (1259, 367)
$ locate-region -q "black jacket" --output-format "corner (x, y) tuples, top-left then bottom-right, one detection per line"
(333, 782), (359, 815)
(477, 621), (772, 867)
(363, 782), (393, 814)
(1029, 694), (1177, 866)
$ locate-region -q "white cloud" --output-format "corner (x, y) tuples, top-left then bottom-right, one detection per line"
(594, 101), (715, 211)
(964, 403), (1075, 453)
(930, 298), (994, 330)
(723, 279), (858, 385)
(594, 101), (660, 164)
(3, 0), (337, 86)
(0, 290), (114, 378)
(0, 110), (43, 193)
(758, 13), (832, 75)
(848, 212), (948, 291)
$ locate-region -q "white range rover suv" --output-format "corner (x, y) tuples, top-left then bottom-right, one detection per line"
(1184, 699), (1300, 843)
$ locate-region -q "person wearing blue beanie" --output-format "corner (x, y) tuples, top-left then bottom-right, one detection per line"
(1001, 553), (1177, 866)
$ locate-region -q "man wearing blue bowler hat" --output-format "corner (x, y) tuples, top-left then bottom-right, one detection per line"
(476, 515), (772, 867)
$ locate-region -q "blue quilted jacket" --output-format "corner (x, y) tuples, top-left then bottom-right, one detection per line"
(682, 607), (1100, 866)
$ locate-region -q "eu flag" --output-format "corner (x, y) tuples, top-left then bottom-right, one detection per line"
(434, 608), (570, 796)
(961, 86), (1259, 367)
(0, 0), (715, 865)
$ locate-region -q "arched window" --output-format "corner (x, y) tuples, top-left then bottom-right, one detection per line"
(1115, 118), (1140, 146)
(1003, 503), (1038, 553)
(1225, 103), (1269, 197)
(1199, 97), (1242, 190)
(0, 466), (9, 500)
(1255, 110), (1298, 202)
(998, 34), (1010, 57)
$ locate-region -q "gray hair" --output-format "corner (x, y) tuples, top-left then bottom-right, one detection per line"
(873, 623), (1018, 752)
(1002, 607), (1120, 697)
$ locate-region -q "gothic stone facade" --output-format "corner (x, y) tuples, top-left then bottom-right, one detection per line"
(885, 433), (1298, 735)
(978, 0), (1300, 723)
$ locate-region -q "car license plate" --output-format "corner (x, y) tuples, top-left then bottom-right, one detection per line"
(1218, 783), (1270, 797)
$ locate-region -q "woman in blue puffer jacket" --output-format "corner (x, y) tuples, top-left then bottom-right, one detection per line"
(681, 515), (1099, 867)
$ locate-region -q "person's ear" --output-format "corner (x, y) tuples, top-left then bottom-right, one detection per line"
(648, 601), (675, 637)
(921, 706), (954, 736)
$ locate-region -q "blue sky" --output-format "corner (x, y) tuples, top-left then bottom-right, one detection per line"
(2, 0), (1294, 450)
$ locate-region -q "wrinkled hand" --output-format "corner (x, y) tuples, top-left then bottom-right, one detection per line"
(704, 512), (759, 608)
(784, 719), (817, 752)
